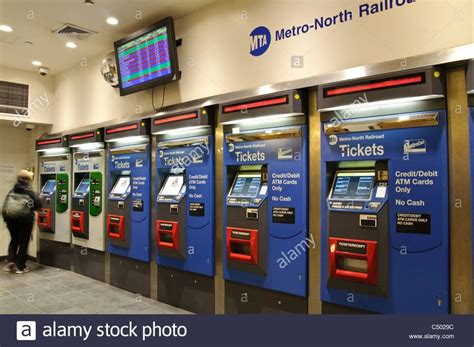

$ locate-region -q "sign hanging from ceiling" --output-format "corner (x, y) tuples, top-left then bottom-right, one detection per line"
(250, 0), (417, 57)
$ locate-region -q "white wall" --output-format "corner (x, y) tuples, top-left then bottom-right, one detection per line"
(51, 0), (473, 133)
(0, 121), (49, 258)
(0, 66), (54, 125)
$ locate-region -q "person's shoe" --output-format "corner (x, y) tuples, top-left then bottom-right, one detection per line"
(15, 267), (30, 274)
(3, 262), (15, 273)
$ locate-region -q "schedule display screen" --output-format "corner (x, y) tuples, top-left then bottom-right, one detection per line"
(114, 17), (179, 96)
(331, 171), (375, 200)
(229, 173), (262, 198)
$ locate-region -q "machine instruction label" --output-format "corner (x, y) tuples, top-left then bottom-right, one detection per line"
(396, 213), (431, 234)
(272, 207), (295, 224)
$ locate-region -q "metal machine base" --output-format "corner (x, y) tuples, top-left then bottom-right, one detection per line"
(38, 239), (72, 271)
(225, 280), (308, 314)
(72, 246), (105, 282)
(110, 254), (151, 297)
(157, 265), (215, 314)
(322, 301), (374, 314)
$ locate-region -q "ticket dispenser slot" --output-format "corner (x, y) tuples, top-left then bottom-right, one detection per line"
(226, 227), (258, 264)
(107, 215), (125, 240)
(326, 161), (389, 297)
(156, 173), (186, 258)
(71, 211), (85, 233)
(107, 174), (131, 247)
(226, 167), (268, 274)
(38, 178), (56, 232)
(71, 175), (90, 239)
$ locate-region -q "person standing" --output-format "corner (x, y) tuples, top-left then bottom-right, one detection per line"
(2, 170), (42, 274)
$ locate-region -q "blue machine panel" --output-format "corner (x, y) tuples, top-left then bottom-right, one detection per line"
(321, 110), (449, 313)
(155, 135), (215, 276)
(108, 147), (151, 262)
(224, 125), (309, 297)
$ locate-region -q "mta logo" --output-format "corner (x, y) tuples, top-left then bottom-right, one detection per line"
(249, 26), (271, 56)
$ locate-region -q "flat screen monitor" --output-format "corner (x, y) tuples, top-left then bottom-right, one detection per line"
(111, 176), (131, 195)
(41, 179), (56, 193)
(229, 173), (262, 198)
(159, 175), (184, 196)
(114, 17), (180, 96)
(331, 171), (375, 200)
(75, 178), (90, 193)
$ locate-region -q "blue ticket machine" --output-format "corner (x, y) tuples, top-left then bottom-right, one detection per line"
(36, 136), (72, 270)
(151, 107), (215, 313)
(220, 90), (309, 313)
(104, 120), (151, 297)
(318, 66), (449, 313)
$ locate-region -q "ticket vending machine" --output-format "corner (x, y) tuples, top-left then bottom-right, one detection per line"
(220, 90), (309, 313)
(69, 129), (106, 281)
(105, 120), (151, 296)
(36, 136), (72, 270)
(151, 107), (215, 313)
(318, 66), (449, 313)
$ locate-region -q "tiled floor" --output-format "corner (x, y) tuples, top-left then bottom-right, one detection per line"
(0, 261), (191, 314)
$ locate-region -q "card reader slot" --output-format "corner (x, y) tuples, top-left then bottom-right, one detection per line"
(329, 237), (377, 285)
(107, 214), (125, 240)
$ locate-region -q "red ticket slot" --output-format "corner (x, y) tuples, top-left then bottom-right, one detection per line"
(156, 220), (179, 251)
(71, 211), (84, 233)
(329, 237), (377, 285)
(226, 227), (258, 265)
(38, 208), (51, 228)
(107, 214), (125, 240)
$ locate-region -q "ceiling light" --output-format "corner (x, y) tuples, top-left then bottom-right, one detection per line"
(106, 17), (119, 25)
(66, 41), (77, 48)
(0, 25), (12, 32)
(32, 61), (42, 66)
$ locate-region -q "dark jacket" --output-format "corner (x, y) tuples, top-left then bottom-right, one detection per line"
(2, 180), (42, 222)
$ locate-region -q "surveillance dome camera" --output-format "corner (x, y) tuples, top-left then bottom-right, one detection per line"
(38, 67), (49, 76)
(25, 124), (35, 131)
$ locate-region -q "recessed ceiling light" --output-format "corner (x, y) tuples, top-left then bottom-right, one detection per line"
(32, 61), (42, 66)
(106, 17), (119, 25)
(66, 41), (77, 48)
(0, 24), (13, 32)
(24, 41), (33, 45)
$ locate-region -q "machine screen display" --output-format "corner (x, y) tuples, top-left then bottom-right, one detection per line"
(159, 175), (184, 196)
(111, 176), (131, 195)
(75, 178), (90, 193)
(41, 180), (56, 193)
(331, 172), (375, 200)
(229, 173), (262, 198)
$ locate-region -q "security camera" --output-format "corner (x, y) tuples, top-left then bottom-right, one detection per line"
(38, 67), (49, 76)
(25, 123), (35, 131)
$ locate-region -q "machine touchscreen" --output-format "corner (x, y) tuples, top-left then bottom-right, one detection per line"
(111, 176), (131, 195)
(41, 180), (56, 194)
(229, 173), (261, 198)
(331, 171), (375, 200)
(75, 178), (90, 193)
(159, 175), (184, 196)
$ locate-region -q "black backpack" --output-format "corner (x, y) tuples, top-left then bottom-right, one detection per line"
(2, 191), (32, 219)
